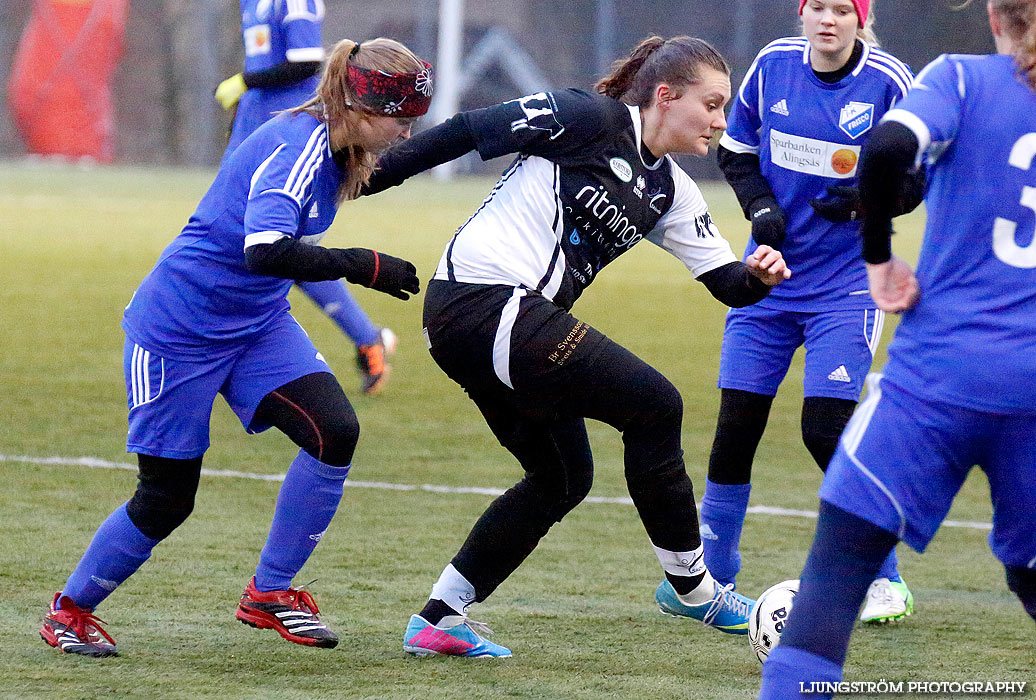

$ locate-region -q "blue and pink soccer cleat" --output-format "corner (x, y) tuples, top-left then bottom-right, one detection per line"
(403, 614), (512, 658)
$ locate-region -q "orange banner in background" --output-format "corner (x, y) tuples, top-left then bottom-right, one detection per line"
(8, 0), (130, 163)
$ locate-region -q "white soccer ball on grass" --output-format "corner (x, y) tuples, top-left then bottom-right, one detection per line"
(748, 579), (799, 663)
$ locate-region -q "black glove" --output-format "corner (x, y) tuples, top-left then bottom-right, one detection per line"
(810, 185), (863, 222)
(749, 196), (786, 249)
(362, 250), (421, 300)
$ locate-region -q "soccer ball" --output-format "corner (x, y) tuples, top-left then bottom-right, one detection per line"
(748, 579), (799, 663)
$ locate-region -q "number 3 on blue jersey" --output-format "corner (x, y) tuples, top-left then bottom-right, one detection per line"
(994, 133), (1036, 269)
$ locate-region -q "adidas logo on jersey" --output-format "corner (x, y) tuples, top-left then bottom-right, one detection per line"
(828, 365), (852, 383)
(769, 99), (790, 116)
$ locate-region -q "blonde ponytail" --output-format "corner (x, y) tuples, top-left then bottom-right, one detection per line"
(293, 38), (425, 201)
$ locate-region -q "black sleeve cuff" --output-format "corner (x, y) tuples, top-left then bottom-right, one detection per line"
(698, 261), (772, 308)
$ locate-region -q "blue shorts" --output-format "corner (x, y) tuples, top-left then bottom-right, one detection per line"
(821, 374), (1036, 569)
(124, 313), (331, 459)
(718, 305), (885, 400)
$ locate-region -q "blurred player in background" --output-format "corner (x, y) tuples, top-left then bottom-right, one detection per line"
(365, 35), (791, 658)
(216, 0), (397, 395)
(759, 1), (1036, 696)
(39, 38), (430, 657)
(701, 0), (923, 623)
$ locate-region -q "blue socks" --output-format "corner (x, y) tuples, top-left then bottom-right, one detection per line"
(760, 646), (843, 700)
(255, 450), (350, 592)
(876, 546), (901, 583)
(699, 479), (751, 586)
(298, 281), (379, 347)
(61, 503), (161, 610)
(758, 502), (899, 699)
(778, 501), (898, 666)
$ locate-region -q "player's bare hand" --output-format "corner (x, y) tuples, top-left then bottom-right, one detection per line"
(747, 245), (792, 286)
(867, 256), (919, 313)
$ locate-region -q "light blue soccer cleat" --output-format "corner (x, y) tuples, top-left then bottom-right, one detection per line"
(655, 579), (754, 635)
(403, 614), (512, 658)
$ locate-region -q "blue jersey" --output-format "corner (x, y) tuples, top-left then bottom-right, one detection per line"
(720, 38), (912, 311)
(233, 0), (324, 148)
(880, 54), (1036, 414)
(124, 112), (344, 360)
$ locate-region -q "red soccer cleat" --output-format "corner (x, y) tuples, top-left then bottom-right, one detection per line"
(40, 593), (118, 657)
(235, 577), (338, 648)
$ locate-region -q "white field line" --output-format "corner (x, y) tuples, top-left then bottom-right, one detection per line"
(0, 453), (993, 531)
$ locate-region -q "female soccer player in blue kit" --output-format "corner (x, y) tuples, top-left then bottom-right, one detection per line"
(216, 0), (398, 395)
(39, 37), (430, 657)
(362, 36), (791, 658)
(759, 0), (1036, 696)
(701, 0), (922, 623)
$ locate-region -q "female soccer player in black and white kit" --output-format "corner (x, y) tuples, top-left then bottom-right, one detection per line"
(366, 36), (791, 657)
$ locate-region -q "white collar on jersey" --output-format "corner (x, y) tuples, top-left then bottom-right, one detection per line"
(625, 104), (666, 171)
(802, 39), (871, 79)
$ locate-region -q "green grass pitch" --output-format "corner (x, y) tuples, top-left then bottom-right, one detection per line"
(0, 164), (1031, 699)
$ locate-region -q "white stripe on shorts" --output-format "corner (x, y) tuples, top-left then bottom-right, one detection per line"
(864, 309), (886, 356)
(841, 373), (907, 539)
(130, 344), (165, 409)
(493, 288), (528, 389)
(842, 373), (883, 455)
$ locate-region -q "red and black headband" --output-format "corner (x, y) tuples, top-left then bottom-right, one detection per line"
(347, 44), (433, 118)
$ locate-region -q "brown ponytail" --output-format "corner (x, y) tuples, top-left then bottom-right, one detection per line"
(293, 37), (425, 201)
(595, 35), (730, 108)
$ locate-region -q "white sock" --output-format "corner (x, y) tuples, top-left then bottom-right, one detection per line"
(652, 543), (708, 578)
(652, 543), (717, 605)
(429, 563), (476, 618)
(677, 570), (718, 606)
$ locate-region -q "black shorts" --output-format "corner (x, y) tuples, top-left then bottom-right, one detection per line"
(423, 280), (607, 407)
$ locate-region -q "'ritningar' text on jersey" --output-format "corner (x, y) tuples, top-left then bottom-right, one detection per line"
(880, 53), (1036, 413)
(436, 89), (737, 310)
(721, 38), (913, 311)
(124, 112), (342, 360)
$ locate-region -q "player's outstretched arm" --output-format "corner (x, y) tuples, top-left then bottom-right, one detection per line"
(245, 238), (420, 300)
(362, 114), (477, 196)
(858, 121), (923, 313)
(698, 247), (790, 308)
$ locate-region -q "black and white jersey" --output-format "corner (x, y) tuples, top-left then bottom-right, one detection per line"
(436, 89), (738, 310)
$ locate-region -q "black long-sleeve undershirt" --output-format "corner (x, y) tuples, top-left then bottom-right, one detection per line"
(243, 60), (321, 90)
(858, 121), (921, 264)
(698, 261), (773, 307)
(244, 236), (377, 284)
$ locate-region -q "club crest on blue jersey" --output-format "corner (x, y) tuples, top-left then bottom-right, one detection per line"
(839, 102), (875, 139)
